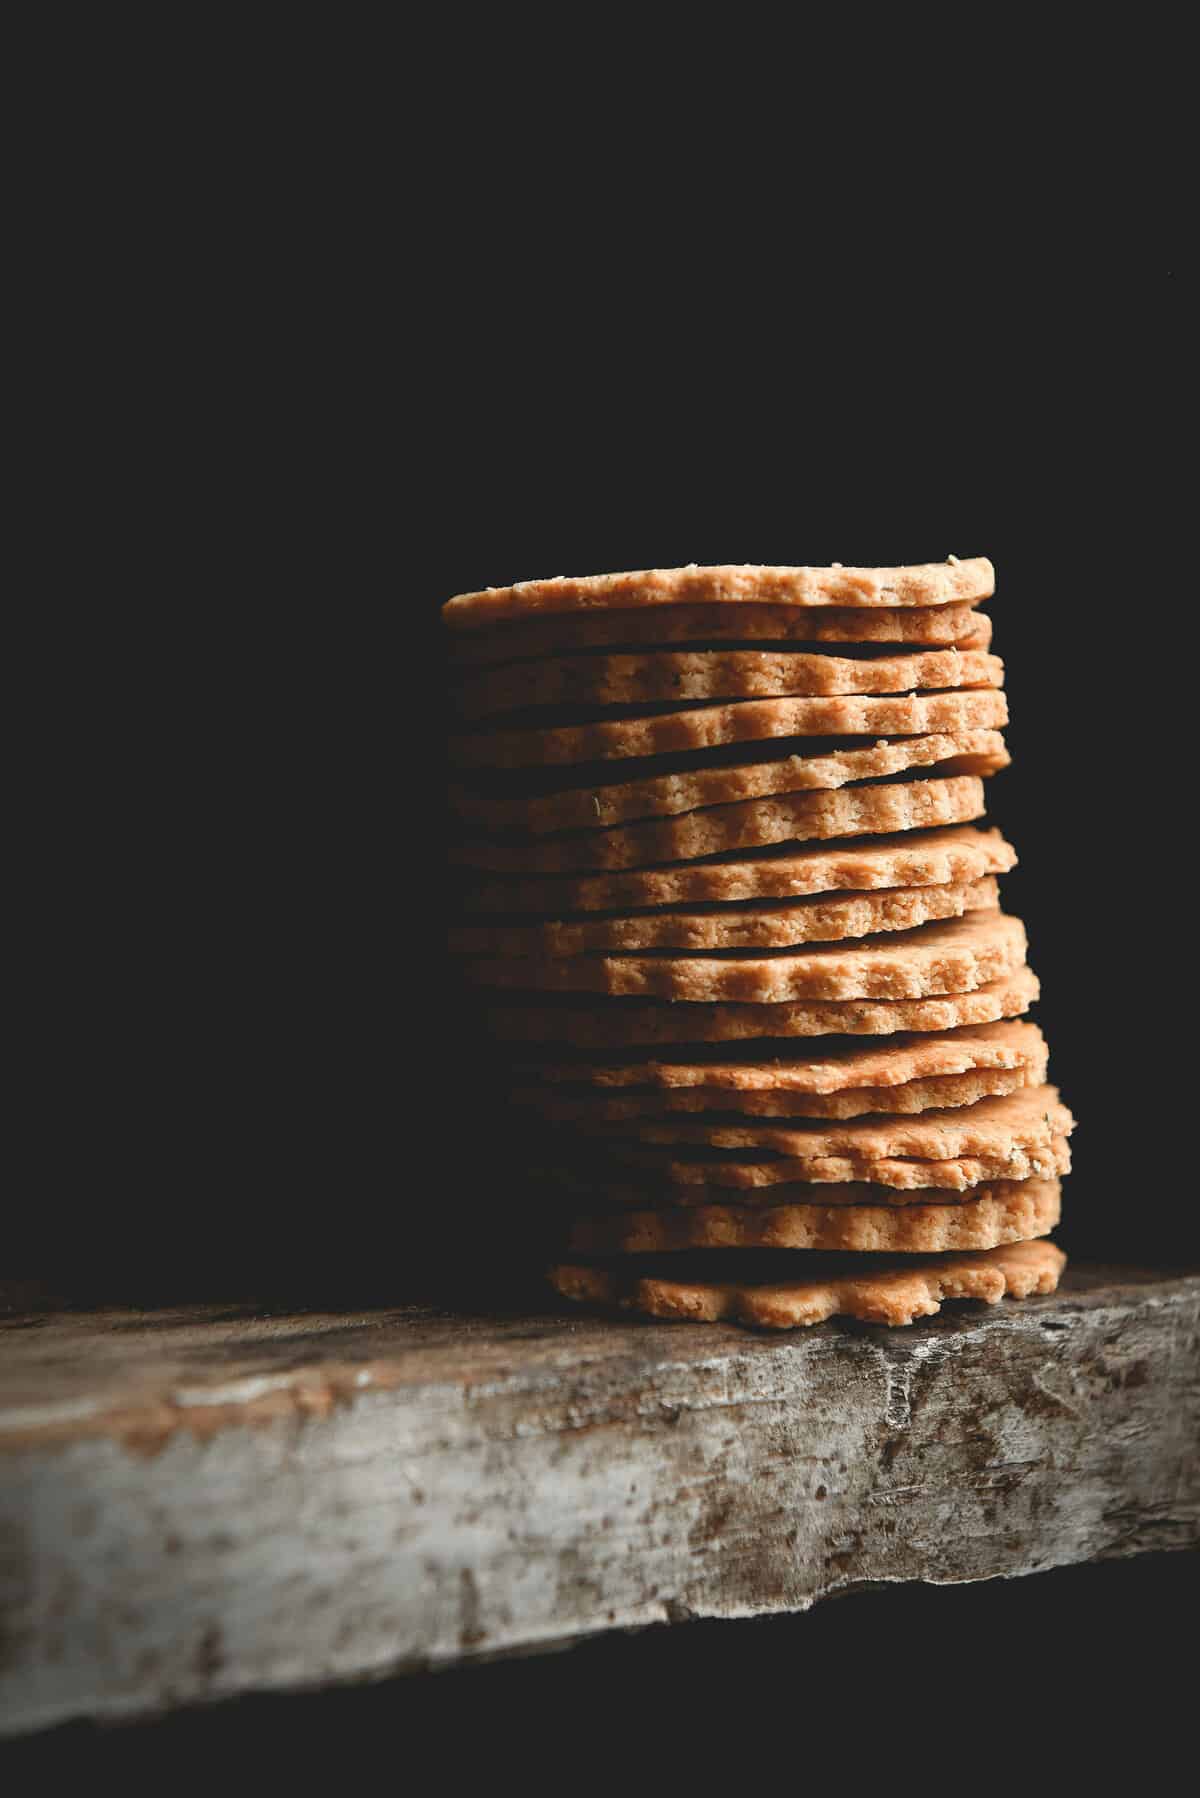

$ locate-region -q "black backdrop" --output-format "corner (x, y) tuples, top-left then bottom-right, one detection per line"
(14, 280), (1190, 1302)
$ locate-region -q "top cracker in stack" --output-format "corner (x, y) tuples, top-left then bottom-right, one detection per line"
(445, 559), (1071, 1328)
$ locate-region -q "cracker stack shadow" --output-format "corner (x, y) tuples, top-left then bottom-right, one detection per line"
(444, 560), (1072, 1328)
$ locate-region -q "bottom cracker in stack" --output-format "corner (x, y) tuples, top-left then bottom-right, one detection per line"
(548, 1243), (1068, 1330)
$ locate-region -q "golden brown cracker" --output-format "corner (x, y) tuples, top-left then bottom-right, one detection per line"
(551, 1130), (1072, 1196)
(452, 775), (988, 875)
(448, 601), (992, 667)
(451, 688), (1008, 770)
(450, 731), (1008, 837)
(486, 965), (1040, 1047)
(554, 1073), (1062, 1134)
(461, 824), (1017, 915)
(565, 1178), (1062, 1256)
(459, 911), (1025, 1002)
(454, 647), (1003, 719)
(513, 1061), (1042, 1123)
(618, 1083), (1070, 1157)
(548, 1237), (1066, 1329)
(450, 877), (1000, 957)
(443, 558), (995, 629)
(520, 1019), (1046, 1093)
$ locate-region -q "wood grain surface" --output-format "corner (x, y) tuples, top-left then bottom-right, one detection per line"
(1, 1265), (1197, 1735)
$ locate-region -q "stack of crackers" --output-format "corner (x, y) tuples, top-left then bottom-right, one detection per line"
(445, 560), (1072, 1329)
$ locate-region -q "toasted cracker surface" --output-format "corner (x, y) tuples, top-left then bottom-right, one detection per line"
(557, 1071), (1065, 1143)
(554, 1130), (1072, 1195)
(451, 877), (1000, 957)
(582, 1078), (1072, 1165)
(513, 1061), (1041, 1122)
(520, 1020), (1046, 1093)
(565, 1178), (1061, 1256)
(448, 602), (992, 666)
(461, 824), (1017, 915)
(450, 688), (1009, 770)
(453, 775), (987, 875)
(451, 731), (1008, 837)
(455, 648), (1003, 718)
(460, 911), (1025, 1002)
(487, 965), (1040, 1046)
(443, 559), (995, 628)
(548, 1237), (1066, 1328)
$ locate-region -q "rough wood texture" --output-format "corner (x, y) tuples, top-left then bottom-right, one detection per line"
(1, 1266), (1197, 1736)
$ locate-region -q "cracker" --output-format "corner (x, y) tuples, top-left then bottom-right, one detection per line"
(579, 1085), (1072, 1172)
(455, 648), (1003, 719)
(515, 1062), (1040, 1123)
(459, 910), (1025, 1003)
(549, 1131), (1072, 1196)
(548, 1166), (1067, 1209)
(450, 731), (1009, 837)
(450, 688), (1009, 770)
(452, 775), (988, 875)
(448, 602), (992, 667)
(461, 823), (1017, 915)
(486, 965), (1040, 1046)
(520, 1019), (1047, 1093)
(451, 876), (1000, 957)
(443, 558), (995, 629)
(548, 1238), (1066, 1329)
(565, 1177), (1061, 1256)
(564, 1081), (1068, 1146)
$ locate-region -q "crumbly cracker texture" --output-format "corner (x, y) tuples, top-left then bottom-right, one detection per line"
(443, 559), (995, 628)
(487, 965), (1040, 1047)
(450, 688), (1008, 770)
(448, 601), (992, 665)
(548, 1237), (1066, 1329)
(452, 775), (989, 874)
(450, 731), (1008, 837)
(461, 824), (1017, 914)
(455, 648), (1003, 718)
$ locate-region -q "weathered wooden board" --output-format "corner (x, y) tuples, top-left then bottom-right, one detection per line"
(1, 1265), (1197, 1736)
